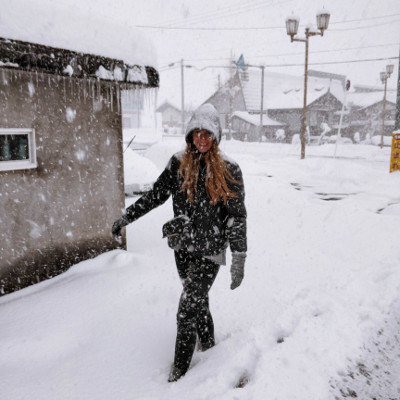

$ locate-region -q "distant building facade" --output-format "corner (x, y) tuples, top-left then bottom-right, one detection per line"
(157, 101), (182, 128)
(156, 101), (193, 135)
(346, 88), (397, 141)
(203, 69), (346, 142)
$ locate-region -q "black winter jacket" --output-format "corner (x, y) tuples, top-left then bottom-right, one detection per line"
(125, 151), (247, 256)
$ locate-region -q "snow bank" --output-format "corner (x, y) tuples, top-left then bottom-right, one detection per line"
(1, 140), (399, 399)
(123, 149), (160, 186)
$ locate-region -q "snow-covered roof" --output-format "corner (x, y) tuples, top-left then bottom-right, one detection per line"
(0, 0), (158, 85)
(347, 91), (397, 108)
(240, 69), (344, 111)
(232, 111), (285, 126)
(0, 38), (159, 87)
(156, 101), (181, 113)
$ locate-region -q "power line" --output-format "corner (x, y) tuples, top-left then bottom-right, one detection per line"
(150, 0), (265, 27)
(149, 0), (293, 29)
(264, 55), (400, 68)
(137, 12), (400, 31)
(250, 42), (400, 59)
(159, 55), (399, 72)
(179, 42), (400, 63)
(330, 12), (400, 25)
(330, 20), (400, 32)
(137, 25), (282, 31)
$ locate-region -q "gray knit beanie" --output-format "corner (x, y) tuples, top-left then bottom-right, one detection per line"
(185, 103), (222, 144)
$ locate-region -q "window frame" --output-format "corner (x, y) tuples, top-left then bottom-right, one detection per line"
(0, 128), (37, 171)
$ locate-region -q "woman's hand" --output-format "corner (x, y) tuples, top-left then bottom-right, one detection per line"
(230, 252), (246, 290)
(111, 216), (129, 238)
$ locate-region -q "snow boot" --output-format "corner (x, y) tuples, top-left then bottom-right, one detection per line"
(197, 340), (215, 352)
(168, 366), (185, 382)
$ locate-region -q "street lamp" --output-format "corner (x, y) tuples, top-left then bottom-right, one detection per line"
(285, 9), (330, 159)
(379, 63), (394, 148)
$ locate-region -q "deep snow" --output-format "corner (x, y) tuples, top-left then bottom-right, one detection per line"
(1, 138), (400, 400)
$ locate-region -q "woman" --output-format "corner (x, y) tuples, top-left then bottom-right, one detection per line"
(112, 103), (247, 382)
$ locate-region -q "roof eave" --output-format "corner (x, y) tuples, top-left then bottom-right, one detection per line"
(0, 37), (159, 88)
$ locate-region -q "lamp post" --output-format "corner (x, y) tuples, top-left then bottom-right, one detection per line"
(379, 63), (394, 148)
(236, 60), (266, 141)
(285, 9), (330, 159)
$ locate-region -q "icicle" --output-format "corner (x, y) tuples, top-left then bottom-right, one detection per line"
(116, 84), (120, 114)
(107, 82), (112, 111)
(83, 77), (87, 103)
(35, 71), (38, 87)
(96, 79), (100, 104)
(63, 76), (66, 103)
(77, 79), (80, 103)
(91, 79), (95, 109)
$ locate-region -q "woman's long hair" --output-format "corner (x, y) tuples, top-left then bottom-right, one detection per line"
(179, 141), (240, 205)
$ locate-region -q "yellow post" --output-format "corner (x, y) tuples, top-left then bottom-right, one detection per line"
(390, 132), (400, 172)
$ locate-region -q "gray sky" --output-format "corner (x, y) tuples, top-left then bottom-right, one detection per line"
(2, 0), (399, 108)
(127, 0), (400, 107)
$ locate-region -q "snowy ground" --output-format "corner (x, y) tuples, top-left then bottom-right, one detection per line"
(1, 138), (400, 400)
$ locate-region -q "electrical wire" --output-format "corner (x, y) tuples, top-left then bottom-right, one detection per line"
(248, 42), (400, 60)
(137, 12), (400, 31)
(330, 20), (400, 32)
(149, 0), (293, 28)
(159, 55), (399, 72)
(158, 42), (400, 67)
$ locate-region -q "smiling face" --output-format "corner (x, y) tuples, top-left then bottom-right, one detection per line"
(192, 129), (214, 153)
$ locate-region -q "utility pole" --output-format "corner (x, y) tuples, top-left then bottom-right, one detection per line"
(334, 79), (350, 157)
(181, 59), (185, 136)
(259, 66), (265, 141)
(379, 64), (394, 148)
(395, 45), (400, 131)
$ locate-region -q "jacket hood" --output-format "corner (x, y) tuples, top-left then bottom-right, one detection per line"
(185, 103), (222, 144)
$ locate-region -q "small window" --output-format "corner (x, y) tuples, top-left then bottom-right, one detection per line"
(0, 129), (37, 171)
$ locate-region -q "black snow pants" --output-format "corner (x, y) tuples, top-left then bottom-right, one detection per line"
(173, 249), (220, 373)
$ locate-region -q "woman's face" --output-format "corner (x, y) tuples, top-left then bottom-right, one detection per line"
(192, 129), (214, 153)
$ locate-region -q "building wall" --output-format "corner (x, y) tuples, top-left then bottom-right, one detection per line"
(268, 109), (302, 138)
(0, 68), (126, 295)
(161, 107), (181, 127)
(206, 74), (246, 131)
(346, 101), (396, 140)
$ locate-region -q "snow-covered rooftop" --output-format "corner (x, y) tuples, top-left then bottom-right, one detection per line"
(347, 91), (397, 108)
(0, 38), (158, 86)
(0, 0), (157, 69)
(232, 111), (285, 126)
(240, 69), (344, 111)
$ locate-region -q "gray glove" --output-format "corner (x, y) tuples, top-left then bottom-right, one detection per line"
(230, 252), (246, 290)
(112, 216), (129, 238)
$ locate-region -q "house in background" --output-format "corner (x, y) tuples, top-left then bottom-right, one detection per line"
(156, 100), (192, 135)
(157, 101), (181, 128)
(231, 111), (286, 142)
(346, 87), (397, 141)
(0, 37), (159, 295)
(204, 69), (345, 142)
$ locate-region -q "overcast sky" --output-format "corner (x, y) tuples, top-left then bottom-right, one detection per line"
(128, 0), (400, 107)
(1, 0), (399, 108)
